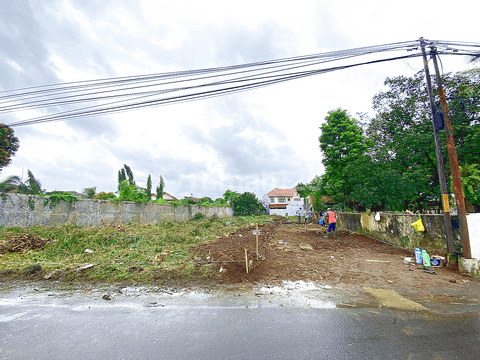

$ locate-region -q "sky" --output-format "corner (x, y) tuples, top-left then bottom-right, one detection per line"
(0, 0), (479, 200)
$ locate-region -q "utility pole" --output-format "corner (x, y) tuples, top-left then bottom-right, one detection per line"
(419, 38), (455, 253)
(430, 46), (471, 259)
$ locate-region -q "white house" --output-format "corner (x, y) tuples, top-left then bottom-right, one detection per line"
(264, 188), (305, 216)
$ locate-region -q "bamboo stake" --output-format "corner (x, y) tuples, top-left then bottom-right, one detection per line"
(245, 248), (248, 273)
(256, 224), (259, 259)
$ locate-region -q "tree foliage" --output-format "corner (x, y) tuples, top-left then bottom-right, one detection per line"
(146, 175), (152, 199)
(116, 180), (149, 203)
(315, 71), (480, 212)
(229, 191), (265, 216)
(0, 124), (19, 173)
(82, 187), (97, 199)
(156, 175), (165, 200)
(319, 109), (369, 208)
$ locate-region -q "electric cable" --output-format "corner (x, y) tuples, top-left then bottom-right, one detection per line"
(2, 39), (478, 127)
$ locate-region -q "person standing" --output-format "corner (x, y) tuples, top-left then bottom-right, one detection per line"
(306, 208), (312, 223)
(296, 208), (302, 223)
(325, 208), (337, 237)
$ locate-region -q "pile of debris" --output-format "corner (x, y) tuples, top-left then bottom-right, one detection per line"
(0, 233), (52, 254)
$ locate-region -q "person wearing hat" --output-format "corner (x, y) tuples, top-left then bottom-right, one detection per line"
(325, 208), (337, 238)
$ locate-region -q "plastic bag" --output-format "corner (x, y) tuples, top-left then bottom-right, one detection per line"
(411, 218), (425, 232)
(375, 212), (381, 221)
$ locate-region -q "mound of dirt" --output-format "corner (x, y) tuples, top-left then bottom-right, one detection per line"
(0, 234), (52, 254)
(194, 220), (469, 290)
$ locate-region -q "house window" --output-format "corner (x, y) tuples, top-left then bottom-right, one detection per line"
(270, 197), (275, 203)
(278, 197), (286, 203)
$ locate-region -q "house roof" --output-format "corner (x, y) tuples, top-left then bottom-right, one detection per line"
(162, 192), (177, 200)
(267, 188), (298, 197)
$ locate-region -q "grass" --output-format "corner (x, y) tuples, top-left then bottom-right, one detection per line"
(0, 215), (275, 284)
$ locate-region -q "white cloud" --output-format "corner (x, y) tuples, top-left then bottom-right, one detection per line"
(1, 0), (478, 199)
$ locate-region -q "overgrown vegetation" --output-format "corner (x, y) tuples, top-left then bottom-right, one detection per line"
(299, 70), (480, 213)
(0, 215), (273, 283)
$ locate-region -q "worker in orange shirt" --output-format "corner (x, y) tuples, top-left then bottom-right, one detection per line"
(325, 208), (337, 238)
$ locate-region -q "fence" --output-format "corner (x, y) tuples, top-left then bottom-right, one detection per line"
(0, 194), (233, 227)
(336, 212), (460, 253)
(336, 212), (451, 253)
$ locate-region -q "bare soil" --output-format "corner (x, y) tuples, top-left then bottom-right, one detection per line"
(2, 219), (475, 295)
(195, 219), (471, 290)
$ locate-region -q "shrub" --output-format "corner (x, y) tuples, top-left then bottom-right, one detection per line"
(191, 213), (207, 221)
(93, 192), (117, 201)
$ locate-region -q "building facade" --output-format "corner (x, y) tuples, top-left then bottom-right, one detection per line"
(264, 188), (305, 216)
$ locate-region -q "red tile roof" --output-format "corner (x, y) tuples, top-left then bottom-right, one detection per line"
(267, 188), (298, 197)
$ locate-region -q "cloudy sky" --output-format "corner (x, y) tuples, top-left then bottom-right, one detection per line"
(1, 0), (478, 200)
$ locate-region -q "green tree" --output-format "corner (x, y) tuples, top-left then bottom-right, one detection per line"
(124, 164), (135, 185)
(156, 175), (165, 200)
(458, 164), (480, 211)
(366, 71), (480, 211)
(82, 187), (97, 199)
(0, 124), (19, 173)
(24, 170), (43, 195)
(223, 189), (239, 204)
(319, 109), (369, 208)
(0, 175), (22, 193)
(118, 168), (126, 191)
(146, 175), (152, 199)
(9, 170), (43, 195)
(230, 192), (265, 216)
(116, 180), (149, 203)
(295, 176), (323, 210)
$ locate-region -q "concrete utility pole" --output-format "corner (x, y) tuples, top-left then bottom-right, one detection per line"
(429, 46), (471, 258)
(419, 38), (455, 253)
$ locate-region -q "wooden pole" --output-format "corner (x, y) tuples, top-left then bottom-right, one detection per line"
(430, 47), (471, 258)
(245, 248), (248, 273)
(419, 38), (455, 253)
(256, 224), (259, 259)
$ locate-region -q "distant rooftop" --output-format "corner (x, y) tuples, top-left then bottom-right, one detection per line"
(267, 188), (298, 197)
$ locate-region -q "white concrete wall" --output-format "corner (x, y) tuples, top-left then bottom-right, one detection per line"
(467, 213), (480, 260)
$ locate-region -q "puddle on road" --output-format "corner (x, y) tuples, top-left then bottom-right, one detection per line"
(256, 281), (336, 309)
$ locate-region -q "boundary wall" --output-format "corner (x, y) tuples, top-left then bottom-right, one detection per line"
(0, 194), (233, 227)
(336, 212), (455, 253)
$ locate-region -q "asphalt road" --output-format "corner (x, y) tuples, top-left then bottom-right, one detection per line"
(1, 284), (480, 360)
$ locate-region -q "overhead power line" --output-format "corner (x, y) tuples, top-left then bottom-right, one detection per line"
(2, 39), (479, 127)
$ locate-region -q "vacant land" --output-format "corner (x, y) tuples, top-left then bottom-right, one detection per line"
(0, 217), (472, 294)
(197, 221), (468, 290)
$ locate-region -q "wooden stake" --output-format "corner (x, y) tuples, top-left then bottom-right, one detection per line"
(245, 248), (249, 273)
(256, 224), (259, 260)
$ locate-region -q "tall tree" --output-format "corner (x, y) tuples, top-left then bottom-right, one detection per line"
(367, 71), (480, 211)
(146, 174), (152, 199)
(124, 164), (135, 185)
(319, 109), (369, 208)
(0, 124), (19, 173)
(26, 169), (43, 194)
(156, 175), (165, 199)
(118, 168), (126, 191)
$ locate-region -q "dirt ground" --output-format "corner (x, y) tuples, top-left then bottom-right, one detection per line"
(195, 219), (472, 290)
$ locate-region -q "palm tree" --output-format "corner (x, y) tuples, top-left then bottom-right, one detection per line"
(0, 175), (23, 193)
(0, 170), (43, 195)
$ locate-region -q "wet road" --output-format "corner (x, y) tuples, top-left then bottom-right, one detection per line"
(1, 284), (480, 359)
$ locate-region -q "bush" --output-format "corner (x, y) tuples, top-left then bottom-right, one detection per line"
(93, 192), (117, 201)
(230, 192), (265, 216)
(191, 213), (207, 221)
(116, 180), (149, 203)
